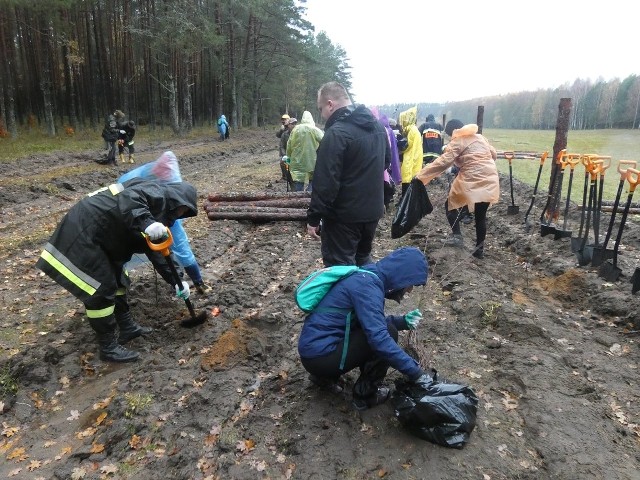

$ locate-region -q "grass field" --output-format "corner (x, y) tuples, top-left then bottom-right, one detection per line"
(486, 128), (640, 201)
(2, 126), (638, 201)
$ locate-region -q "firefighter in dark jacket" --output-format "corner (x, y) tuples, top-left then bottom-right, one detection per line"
(307, 81), (391, 266)
(418, 114), (444, 165)
(36, 179), (198, 362)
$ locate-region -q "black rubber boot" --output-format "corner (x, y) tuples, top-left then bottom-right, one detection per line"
(88, 317), (139, 362)
(115, 311), (152, 345)
(352, 356), (391, 411)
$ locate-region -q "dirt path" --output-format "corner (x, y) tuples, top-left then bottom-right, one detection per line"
(0, 129), (638, 479)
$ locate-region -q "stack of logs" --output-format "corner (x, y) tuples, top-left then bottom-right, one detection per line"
(203, 191), (311, 221)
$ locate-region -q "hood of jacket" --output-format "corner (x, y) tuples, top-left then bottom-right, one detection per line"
(324, 104), (379, 132)
(300, 110), (316, 126)
(163, 182), (198, 224)
(121, 178), (198, 226)
(452, 123), (479, 139)
(398, 106), (418, 133)
(366, 247), (428, 293)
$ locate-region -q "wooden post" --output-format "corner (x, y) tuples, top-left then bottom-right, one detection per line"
(547, 98), (572, 220)
(476, 106), (484, 134)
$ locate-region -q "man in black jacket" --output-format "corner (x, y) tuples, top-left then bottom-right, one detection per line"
(36, 179), (197, 363)
(307, 82), (390, 266)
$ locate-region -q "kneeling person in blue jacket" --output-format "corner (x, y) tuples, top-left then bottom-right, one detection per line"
(298, 247), (430, 411)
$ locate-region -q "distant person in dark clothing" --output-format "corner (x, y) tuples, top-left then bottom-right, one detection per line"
(101, 114), (119, 166)
(117, 120), (136, 164)
(277, 114), (291, 181)
(307, 81), (391, 266)
(418, 114), (444, 165)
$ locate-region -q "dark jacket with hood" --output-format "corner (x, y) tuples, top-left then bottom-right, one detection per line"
(418, 115), (444, 157)
(307, 105), (391, 227)
(297, 247), (428, 379)
(36, 178), (198, 303)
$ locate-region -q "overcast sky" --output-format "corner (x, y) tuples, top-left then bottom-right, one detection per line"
(303, 0), (637, 106)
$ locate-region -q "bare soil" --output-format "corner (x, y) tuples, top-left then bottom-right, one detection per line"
(0, 129), (639, 480)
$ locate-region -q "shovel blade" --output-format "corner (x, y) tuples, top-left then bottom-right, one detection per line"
(576, 245), (593, 266)
(598, 260), (622, 282)
(631, 268), (640, 294)
(507, 205), (520, 215)
(590, 247), (614, 267)
(540, 224), (557, 237)
(553, 229), (572, 240)
(570, 237), (583, 253)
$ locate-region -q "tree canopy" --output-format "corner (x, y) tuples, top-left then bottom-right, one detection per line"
(0, 0), (352, 136)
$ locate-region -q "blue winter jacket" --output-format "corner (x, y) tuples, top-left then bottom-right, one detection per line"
(297, 247), (428, 379)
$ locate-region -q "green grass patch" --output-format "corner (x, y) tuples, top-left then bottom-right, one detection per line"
(0, 125), (219, 163)
(0, 365), (18, 398)
(485, 128), (640, 201)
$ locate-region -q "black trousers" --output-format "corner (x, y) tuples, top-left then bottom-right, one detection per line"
(301, 323), (399, 399)
(445, 200), (490, 247)
(320, 219), (378, 267)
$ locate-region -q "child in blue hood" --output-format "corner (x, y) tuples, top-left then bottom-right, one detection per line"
(217, 115), (230, 141)
(298, 247), (431, 410)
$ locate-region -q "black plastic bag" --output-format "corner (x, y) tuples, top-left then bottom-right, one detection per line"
(391, 373), (478, 449)
(391, 177), (433, 239)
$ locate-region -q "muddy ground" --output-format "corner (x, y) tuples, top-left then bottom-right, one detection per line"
(0, 128), (638, 480)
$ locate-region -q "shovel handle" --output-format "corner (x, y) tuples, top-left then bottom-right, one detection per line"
(618, 160), (637, 180)
(144, 229), (174, 256)
(538, 151), (548, 165)
(504, 151), (514, 164)
(562, 153), (581, 170)
(627, 168), (640, 191)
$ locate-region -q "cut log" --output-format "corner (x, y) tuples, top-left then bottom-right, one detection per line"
(207, 191), (311, 202)
(203, 198), (310, 210)
(207, 210), (307, 221)
(205, 205), (306, 214)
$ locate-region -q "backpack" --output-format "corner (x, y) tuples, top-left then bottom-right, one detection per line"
(295, 266), (378, 313)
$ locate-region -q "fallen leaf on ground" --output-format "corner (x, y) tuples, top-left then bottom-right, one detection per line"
(2, 423), (19, 437)
(8, 468), (21, 477)
(67, 410), (80, 421)
(75, 427), (97, 439)
(93, 397), (112, 410)
(129, 434), (142, 449)
(94, 412), (107, 426)
(236, 438), (255, 453)
(27, 459), (41, 471)
(90, 442), (104, 453)
(100, 464), (118, 475)
(71, 467), (86, 479)
(7, 446), (27, 460)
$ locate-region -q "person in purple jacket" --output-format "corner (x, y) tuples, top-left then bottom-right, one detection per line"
(297, 247), (432, 411)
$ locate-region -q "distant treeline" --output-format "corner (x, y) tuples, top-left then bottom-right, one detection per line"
(378, 75), (640, 130)
(0, 0), (351, 138)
